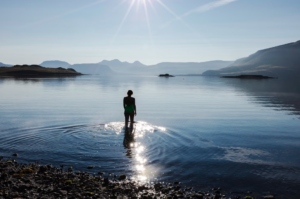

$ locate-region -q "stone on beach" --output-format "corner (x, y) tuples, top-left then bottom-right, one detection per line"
(118, 174), (127, 180)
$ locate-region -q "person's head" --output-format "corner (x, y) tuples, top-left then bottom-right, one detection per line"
(127, 90), (133, 97)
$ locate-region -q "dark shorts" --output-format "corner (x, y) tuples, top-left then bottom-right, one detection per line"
(124, 111), (134, 122)
(124, 111), (134, 116)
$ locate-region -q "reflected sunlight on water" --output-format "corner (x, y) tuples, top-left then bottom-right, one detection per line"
(97, 121), (167, 182)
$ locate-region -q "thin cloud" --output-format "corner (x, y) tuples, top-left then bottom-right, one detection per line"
(181, 0), (238, 17)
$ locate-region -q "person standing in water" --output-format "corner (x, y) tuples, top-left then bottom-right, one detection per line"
(123, 90), (136, 127)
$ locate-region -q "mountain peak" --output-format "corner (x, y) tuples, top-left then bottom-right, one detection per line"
(40, 60), (71, 68)
(0, 62), (13, 67)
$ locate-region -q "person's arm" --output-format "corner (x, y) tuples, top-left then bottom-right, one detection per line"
(134, 98), (137, 115)
(123, 97), (126, 109)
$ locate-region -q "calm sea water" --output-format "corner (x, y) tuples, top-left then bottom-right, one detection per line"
(0, 75), (300, 198)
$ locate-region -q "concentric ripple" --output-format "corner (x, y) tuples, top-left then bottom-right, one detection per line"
(0, 121), (167, 182)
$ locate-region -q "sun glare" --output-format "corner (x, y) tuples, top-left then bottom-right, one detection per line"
(109, 0), (192, 52)
(115, 0), (192, 35)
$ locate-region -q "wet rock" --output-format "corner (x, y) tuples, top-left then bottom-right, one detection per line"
(12, 153), (18, 156)
(60, 190), (67, 195)
(98, 171), (104, 175)
(192, 193), (204, 199)
(177, 194), (185, 199)
(161, 188), (170, 194)
(87, 166), (94, 169)
(174, 181), (180, 185)
(104, 177), (109, 185)
(174, 185), (181, 191)
(154, 183), (162, 191)
(173, 195), (179, 199)
(39, 165), (48, 173)
(263, 196), (275, 199)
(118, 174), (126, 180)
(65, 180), (72, 185)
(1, 173), (8, 180)
(213, 194), (221, 199)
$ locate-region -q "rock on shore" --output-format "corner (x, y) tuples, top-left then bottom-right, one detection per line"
(0, 158), (269, 199)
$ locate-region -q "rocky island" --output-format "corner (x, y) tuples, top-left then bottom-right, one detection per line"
(222, 75), (275, 79)
(0, 65), (82, 77)
(159, 73), (174, 77)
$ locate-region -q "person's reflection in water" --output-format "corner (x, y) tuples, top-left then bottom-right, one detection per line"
(123, 90), (136, 128)
(123, 122), (135, 150)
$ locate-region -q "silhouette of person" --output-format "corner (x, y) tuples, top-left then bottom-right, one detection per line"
(123, 90), (136, 127)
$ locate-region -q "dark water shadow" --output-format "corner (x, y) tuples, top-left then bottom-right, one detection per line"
(223, 78), (300, 117)
(123, 123), (135, 149)
(0, 76), (78, 86)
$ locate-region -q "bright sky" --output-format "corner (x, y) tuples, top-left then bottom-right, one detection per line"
(0, 0), (299, 65)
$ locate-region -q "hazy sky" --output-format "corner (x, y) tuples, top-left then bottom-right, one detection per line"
(1, 0), (299, 65)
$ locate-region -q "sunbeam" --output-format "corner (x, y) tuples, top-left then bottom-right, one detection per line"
(142, 0), (156, 58)
(160, 0), (238, 29)
(143, 0), (152, 42)
(182, 0), (238, 17)
(155, 0), (193, 31)
(147, 0), (157, 14)
(111, 0), (137, 45)
(136, 0), (142, 13)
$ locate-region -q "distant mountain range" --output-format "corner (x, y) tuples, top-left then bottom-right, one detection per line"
(71, 63), (113, 75)
(37, 59), (233, 75)
(202, 40), (300, 79)
(0, 62), (13, 67)
(144, 61), (233, 75)
(4, 40), (299, 77)
(40, 61), (71, 68)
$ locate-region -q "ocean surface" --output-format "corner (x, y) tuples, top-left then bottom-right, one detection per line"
(0, 75), (300, 198)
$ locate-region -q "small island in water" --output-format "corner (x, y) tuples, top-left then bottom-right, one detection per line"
(159, 73), (174, 77)
(222, 75), (275, 79)
(0, 65), (82, 77)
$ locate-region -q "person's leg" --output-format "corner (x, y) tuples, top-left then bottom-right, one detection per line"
(130, 112), (134, 123)
(124, 112), (129, 127)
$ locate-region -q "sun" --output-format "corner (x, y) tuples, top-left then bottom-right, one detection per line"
(111, 0), (190, 47)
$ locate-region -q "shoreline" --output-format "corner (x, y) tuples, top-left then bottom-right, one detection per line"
(0, 156), (276, 199)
